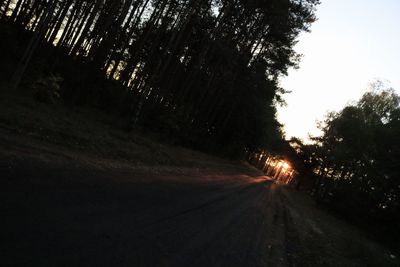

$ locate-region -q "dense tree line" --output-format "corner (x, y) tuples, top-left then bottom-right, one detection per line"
(294, 83), (400, 247)
(0, 0), (318, 156)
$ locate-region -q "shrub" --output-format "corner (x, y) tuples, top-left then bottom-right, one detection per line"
(32, 73), (63, 104)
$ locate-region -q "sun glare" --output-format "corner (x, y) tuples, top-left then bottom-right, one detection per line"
(249, 152), (297, 185)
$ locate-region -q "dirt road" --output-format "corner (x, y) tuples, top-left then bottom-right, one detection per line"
(1, 156), (398, 267)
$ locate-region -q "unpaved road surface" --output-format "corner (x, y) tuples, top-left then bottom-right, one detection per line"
(1, 157), (398, 267)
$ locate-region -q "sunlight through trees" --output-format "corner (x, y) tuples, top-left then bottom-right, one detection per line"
(0, 0), (319, 156)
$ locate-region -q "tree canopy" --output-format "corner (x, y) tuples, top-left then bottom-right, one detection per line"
(296, 83), (400, 244)
(0, 0), (319, 156)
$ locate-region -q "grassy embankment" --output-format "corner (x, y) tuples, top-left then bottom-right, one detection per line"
(0, 84), (257, 176)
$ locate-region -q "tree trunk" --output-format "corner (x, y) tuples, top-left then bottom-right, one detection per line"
(11, 0), (57, 89)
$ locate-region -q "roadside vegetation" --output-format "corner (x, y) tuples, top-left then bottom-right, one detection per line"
(291, 83), (400, 252)
(0, 0), (319, 158)
(0, 86), (257, 175)
(1, 0), (398, 258)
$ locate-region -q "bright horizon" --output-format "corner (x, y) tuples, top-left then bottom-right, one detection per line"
(278, 0), (400, 142)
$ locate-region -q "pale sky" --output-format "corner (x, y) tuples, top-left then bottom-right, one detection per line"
(278, 0), (400, 141)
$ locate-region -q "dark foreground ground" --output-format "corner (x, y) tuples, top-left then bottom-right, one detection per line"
(1, 151), (398, 267)
(0, 89), (398, 266)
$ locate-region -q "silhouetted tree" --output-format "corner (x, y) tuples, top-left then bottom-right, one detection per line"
(301, 83), (400, 241)
(1, 0), (320, 156)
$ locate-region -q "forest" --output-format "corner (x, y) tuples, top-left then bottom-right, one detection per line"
(291, 83), (400, 248)
(0, 0), (319, 157)
(248, 83), (400, 249)
(1, 0), (399, 254)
